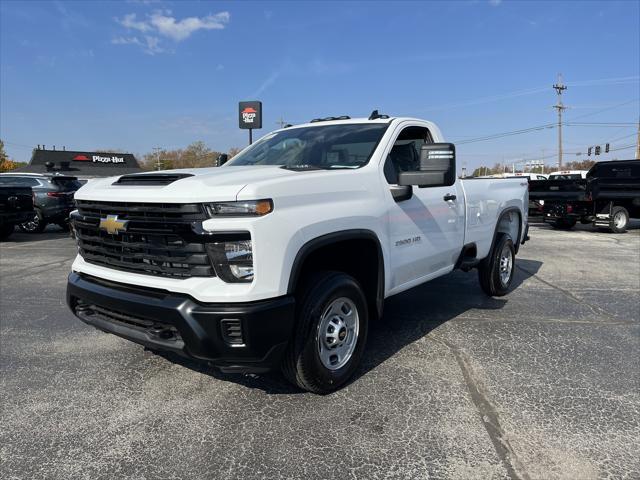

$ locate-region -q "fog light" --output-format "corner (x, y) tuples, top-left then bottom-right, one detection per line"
(207, 237), (254, 283)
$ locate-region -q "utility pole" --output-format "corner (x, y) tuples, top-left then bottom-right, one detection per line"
(276, 116), (288, 129)
(636, 118), (640, 160)
(153, 147), (162, 171)
(553, 74), (567, 169)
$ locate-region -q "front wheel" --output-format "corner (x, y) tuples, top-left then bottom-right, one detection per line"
(282, 271), (368, 394)
(19, 208), (46, 233)
(478, 234), (515, 297)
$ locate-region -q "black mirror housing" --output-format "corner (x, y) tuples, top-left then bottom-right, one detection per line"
(217, 153), (229, 166)
(398, 143), (455, 187)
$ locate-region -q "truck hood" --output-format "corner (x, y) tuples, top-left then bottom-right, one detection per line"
(74, 166), (304, 203)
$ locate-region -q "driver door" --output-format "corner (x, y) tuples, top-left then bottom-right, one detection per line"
(383, 125), (464, 291)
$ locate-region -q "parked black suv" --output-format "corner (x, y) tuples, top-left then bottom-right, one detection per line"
(0, 173), (81, 232)
(0, 184), (34, 240)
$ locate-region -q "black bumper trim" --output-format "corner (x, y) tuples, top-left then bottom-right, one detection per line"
(67, 273), (296, 373)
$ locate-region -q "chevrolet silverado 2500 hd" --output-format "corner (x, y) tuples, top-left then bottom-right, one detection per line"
(67, 114), (528, 393)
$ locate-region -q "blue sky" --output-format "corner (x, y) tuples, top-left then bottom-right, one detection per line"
(1, 0), (638, 170)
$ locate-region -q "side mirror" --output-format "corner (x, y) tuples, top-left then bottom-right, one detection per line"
(390, 184), (412, 202)
(217, 153), (229, 166)
(398, 143), (455, 187)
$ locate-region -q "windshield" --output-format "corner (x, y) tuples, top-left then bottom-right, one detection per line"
(226, 123), (389, 169)
(549, 174), (582, 180)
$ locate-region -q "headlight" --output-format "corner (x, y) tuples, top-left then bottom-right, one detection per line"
(204, 199), (272, 217)
(207, 238), (254, 283)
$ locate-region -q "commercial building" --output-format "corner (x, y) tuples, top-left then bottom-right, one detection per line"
(14, 147), (142, 180)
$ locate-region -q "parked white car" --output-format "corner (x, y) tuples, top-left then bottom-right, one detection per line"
(67, 113), (529, 393)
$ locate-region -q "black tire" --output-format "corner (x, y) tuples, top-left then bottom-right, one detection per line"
(550, 218), (576, 230)
(57, 221), (70, 231)
(608, 206), (629, 234)
(19, 208), (46, 233)
(0, 223), (14, 240)
(478, 234), (515, 297)
(282, 271), (369, 394)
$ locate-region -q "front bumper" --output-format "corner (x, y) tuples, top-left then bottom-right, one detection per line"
(67, 272), (295, 373)
(0, 211), (34, 225)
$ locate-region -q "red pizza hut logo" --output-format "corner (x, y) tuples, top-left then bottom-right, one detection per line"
(73, 155), (90, 161)
(242, 107), (257, 124)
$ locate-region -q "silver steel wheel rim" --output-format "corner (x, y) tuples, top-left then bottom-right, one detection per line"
(317, 297), (359, 371)
(499, 244), (513, 286)
(614, 212), (626, 229)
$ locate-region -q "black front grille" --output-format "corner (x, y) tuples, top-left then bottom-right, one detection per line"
(74, 200), (215, 278)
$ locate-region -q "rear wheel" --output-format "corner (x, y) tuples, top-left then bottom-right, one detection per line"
(478, 234), (515, 297)
(282, 271), (368, 394)
(550, 218), (576, 230)
(608, 206), (629, 233)
(19, 208), (46, 233)
(0, 223), (14, 240)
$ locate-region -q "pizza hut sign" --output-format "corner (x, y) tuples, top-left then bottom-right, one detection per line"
(73, 154), (125, 164)
(238, 101), (262, 129)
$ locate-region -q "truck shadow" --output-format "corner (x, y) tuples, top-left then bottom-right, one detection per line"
(0, 227), (70, 244)
(156, 258), (543, 395)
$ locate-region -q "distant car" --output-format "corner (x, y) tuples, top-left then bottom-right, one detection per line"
(506, 173), (548, 181)
(547, 170), (588, 180)
(0, 173), (82, 233)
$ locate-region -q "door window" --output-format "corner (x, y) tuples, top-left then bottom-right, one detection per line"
(384, 126), (433, 184)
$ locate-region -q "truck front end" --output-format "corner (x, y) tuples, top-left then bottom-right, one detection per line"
(66, 172), (296, 373)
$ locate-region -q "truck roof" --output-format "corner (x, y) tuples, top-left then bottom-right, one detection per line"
(275, 116), (445, 139)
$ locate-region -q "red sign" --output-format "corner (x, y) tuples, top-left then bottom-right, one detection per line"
(73, 155), (90, 161)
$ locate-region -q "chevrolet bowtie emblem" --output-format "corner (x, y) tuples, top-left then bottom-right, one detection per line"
(99, 214), (129, 235)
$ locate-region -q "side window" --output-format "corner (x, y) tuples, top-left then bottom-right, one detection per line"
(384, 126), (432, 184)
(0, 176), (39, 186)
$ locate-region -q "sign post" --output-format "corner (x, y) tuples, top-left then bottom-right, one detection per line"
(239, 101), (262, 145)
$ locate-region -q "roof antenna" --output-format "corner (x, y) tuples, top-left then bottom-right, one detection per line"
(368, 109), (389, 120)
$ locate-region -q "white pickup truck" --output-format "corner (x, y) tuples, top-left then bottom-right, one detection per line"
(67, 113), (529, 393)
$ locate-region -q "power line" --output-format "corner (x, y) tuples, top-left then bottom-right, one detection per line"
(565, 98), (639, 122)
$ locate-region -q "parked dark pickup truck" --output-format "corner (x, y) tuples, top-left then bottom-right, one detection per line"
(529, 160), (640, 233)
(0, 185), (34, 240)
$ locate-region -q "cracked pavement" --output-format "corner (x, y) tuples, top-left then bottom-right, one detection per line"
(1, 222), (639, 479)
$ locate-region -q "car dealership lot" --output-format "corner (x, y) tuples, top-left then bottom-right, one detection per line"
(1, 223), (638, 479)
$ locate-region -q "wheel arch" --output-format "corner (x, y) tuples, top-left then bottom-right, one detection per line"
(492, 207), (523, 255)
(287, 229), (385, 320)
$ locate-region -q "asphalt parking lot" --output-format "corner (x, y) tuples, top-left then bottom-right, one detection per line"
(1, 222), (639, 480)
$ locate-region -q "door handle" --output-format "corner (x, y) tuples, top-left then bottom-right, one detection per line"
(443, 193), (457, 202)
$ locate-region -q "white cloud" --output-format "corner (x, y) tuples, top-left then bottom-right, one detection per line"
(112, 35), (164, 55)
(250, 71), (280, 98)
(118, 13), (152, 32)
(148, 11), (230, 41)
(489, 0), (502, 6)
(113, 10), (229, 54)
